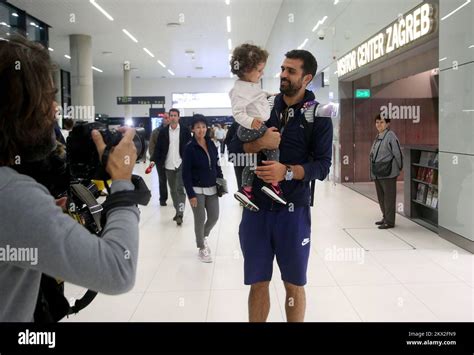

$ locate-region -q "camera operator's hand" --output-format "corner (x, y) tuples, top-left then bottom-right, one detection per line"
(92, 127), (137, 181)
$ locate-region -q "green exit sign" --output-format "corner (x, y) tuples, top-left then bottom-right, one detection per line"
(355, 89), (371, 98)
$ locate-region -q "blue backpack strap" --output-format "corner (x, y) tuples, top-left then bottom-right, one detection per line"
(302, 102), (335, 206)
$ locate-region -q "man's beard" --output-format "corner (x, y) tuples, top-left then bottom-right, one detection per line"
(279, 79), (302, 97)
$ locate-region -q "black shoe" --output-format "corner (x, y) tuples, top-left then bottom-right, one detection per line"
(160, 201), (167, 206)
(175, 215), (183, 226)
(173, 214), (177, 221)
(375, 219), (385, 226)
(378, 224), (394, 229)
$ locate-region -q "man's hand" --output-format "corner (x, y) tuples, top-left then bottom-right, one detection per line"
(189, 197), (198, 208)
(255, 160), (286, 184)
(92, 127), (137, 181)
(244, 127), (281, 153)
(251, 119), (263, 130)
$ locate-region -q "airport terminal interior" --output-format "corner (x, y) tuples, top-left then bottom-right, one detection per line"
(0, 0), (472, 323)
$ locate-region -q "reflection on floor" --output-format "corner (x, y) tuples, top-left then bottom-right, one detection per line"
(344, 182), (405, 216)
(62, 161), (473, 322)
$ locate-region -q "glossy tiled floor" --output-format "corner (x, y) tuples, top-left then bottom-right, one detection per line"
(62, 159), (473, 322)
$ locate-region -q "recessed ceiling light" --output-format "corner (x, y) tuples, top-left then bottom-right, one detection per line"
(48, 47), (54, 52)
(226, 16), (231, 33)
(92, 66), (103, 73)
(64, 54), (71, 59)
(157, 60), (166, 68)
(225, 0), (230, 4)
(168, 69), (175, 75)
(228, 38), (232, 50)
(143, 48), (155, 57)
(12, 13), (19, 17)
(122, 29), (138, 43)
(312, 15), (328, 32)
(89, 0), (114, 21)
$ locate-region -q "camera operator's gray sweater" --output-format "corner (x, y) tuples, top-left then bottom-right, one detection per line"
(0, 166), (140, 322)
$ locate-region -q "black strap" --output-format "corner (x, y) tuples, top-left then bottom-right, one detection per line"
(372, 130), (390, 163)
(101, 145), (112, 168)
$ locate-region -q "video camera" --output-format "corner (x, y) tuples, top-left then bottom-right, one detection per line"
(67, 121), (147, 181)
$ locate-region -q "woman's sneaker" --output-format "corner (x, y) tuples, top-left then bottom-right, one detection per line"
(234, 188), (259, 212)
(198, 247), (212, 263)
(261, 184), (287, 205)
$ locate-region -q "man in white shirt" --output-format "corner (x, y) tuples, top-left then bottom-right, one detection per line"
(150, 109), (192, 226)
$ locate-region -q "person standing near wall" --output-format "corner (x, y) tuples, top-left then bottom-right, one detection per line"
(151, 109), (191, 226)
(369, 114), (403, 229)
(149, 113), (170, 206)
(182, 115), (223, 263)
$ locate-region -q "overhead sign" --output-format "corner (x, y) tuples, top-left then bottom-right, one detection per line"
(355, 89), (371, 98)
(337, 3), (436, 78)
(117, 96), (165, 105)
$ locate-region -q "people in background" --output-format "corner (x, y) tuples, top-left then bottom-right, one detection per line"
(369, 114), (403, 229)
(151, 109), (192, 226)
(60, 118), (75, 142)
(229, 49), (333, 322)
(149, 113), (170, 206)
(182, 114), (223, 263)
(215, 124), (226, 155)
(229, 43), (286, 212)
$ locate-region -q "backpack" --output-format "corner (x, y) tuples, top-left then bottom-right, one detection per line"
(268, 95), (335, 206)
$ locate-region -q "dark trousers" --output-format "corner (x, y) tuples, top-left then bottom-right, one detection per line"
(165, 165), (186, 217)
(218, 139), (225, 154)
(374, 177), (397, 226)
(157, 165), (168, 203)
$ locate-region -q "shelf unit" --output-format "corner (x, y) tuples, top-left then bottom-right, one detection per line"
(403, 146), (439, 233)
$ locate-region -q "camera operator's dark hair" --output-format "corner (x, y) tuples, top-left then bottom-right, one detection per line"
(285, 50), (318, 79)
(169, 108), (180, 116)
(0, 36), (57, 166)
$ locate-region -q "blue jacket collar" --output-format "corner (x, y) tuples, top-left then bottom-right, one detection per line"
(190, 135), (213, 147)
(274, 89), (316, 111)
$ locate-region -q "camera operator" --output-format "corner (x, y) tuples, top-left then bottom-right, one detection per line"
(0, 37), (140, 322)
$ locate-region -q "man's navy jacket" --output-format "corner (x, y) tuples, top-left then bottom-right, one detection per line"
(151, 123), (192, 167)
(229, 90), (333, 211)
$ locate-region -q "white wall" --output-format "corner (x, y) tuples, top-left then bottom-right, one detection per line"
(94, 77), (236, 117)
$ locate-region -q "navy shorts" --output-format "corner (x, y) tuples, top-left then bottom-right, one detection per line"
(238, 206), (312, 286)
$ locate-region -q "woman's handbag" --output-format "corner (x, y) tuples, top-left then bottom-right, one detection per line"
(372, 159), (393, 177)
(371, 131), (393, 178)
(216, 178), (228, 197)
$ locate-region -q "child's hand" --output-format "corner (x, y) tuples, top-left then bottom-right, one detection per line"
(251, 119), (263, 130)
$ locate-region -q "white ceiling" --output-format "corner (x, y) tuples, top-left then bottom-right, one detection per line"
(7, 0), (422, 79)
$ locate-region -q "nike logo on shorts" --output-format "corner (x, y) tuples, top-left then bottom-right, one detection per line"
(301, 238), (310, 246)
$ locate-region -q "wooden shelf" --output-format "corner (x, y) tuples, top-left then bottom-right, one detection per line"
(413, 163), (438, 170)
(412, 178), (438, 188)
(412, 199), (438, 211)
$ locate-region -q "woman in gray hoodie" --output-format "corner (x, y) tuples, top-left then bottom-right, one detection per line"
(369, 114), (403, 229)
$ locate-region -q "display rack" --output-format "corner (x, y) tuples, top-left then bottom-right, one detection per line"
(403, 145), (439, 233)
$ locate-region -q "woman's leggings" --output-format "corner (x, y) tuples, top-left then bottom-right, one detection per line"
(191, 193), (220, 249)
